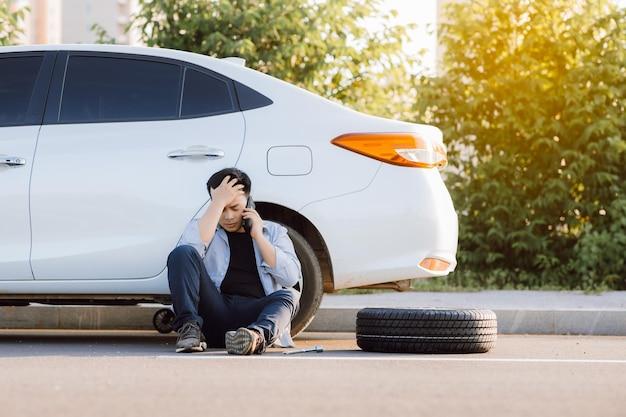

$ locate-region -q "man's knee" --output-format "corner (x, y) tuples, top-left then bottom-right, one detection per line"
(167, 245), (198, 266)
(273, 287), (300, 305)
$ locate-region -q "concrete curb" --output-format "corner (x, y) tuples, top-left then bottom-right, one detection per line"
(307, 308), (626, 336)
(1, 304), (626, 336)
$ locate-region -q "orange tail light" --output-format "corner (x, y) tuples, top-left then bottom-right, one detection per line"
(331, 132), (447, 169)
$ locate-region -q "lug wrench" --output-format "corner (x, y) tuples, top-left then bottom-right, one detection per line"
(282, 345), (324, 355)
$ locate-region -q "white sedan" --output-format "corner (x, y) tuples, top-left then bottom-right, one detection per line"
(0, 44), (458, 334)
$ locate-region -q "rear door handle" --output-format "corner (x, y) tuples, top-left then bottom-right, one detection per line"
(0, 156), (26, 166)
(167, 146), (225, 160)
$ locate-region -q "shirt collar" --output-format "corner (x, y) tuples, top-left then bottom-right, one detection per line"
(216, 221), (270, 232)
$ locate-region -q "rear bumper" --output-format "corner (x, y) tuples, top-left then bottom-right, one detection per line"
(300, 163), (458, 290)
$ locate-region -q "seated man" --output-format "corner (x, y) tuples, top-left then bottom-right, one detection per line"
(166, 167), (302, 354)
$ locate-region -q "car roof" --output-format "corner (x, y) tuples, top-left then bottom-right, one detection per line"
(0, 43), (231, 64)
(0, 43), (264, 85)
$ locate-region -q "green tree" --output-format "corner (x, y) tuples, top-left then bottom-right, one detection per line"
(415, 0), (626, 289)
(91, 22), (117, 44)
(0, 1), (28, 45)
(131, 0), (418, 119)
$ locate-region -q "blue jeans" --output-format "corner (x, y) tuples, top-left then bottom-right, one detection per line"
(166, 245), (300, 351)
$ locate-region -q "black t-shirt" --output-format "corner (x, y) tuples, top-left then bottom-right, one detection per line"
(220, 230), (265, 298)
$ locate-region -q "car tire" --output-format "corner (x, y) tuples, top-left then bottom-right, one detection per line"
(283, 224), (324, 337)
(356, 308), (497, 354)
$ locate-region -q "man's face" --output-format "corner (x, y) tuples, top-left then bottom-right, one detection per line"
(219, 193), (248, 232)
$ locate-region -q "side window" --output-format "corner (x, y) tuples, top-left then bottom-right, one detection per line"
(59, 56), (181, 123)
(234, 81), (273, 111)
(181, 68), (234, 117)
(0, 56), (43, 127)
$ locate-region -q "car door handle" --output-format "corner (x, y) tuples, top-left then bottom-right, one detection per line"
(0, 156), (26, 166)
(167, 147), (225, 159)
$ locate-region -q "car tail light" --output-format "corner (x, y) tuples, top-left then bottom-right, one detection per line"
(419, 258), (450, 272)
(331, 132), (447, 169)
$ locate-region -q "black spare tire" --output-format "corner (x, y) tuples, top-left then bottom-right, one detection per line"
(356, 308), (497, 354)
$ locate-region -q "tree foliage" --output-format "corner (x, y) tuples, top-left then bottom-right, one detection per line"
(415, 0), (626, 289)
(131, 0), (418, 118)
(0, 1), (28, 46)
(91, 22), (117, 44)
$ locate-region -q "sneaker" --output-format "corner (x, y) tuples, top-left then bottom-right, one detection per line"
(225, 327), (264, 355)
(175, 321), (207, 353)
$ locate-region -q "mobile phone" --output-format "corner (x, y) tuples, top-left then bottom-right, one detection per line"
(243, 196), (256, 234)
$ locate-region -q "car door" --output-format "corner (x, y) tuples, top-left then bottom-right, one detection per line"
(29, 51), (245, 280)
(0, 52), (54, 280)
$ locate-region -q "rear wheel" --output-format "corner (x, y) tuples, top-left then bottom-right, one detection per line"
(283, 224), (324, 336)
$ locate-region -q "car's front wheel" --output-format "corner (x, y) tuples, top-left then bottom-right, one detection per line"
(282, 224), (324, 337)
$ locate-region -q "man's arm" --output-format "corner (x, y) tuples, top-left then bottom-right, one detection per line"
(197, 199), (225, 248)
(197, 175), (246, 247)
(244, 207), (302, 288)
(177, 218), (209, 258)
(254, 233), (277, 268)
(257, 225), (302, 288)
(178, 175), (245, 258)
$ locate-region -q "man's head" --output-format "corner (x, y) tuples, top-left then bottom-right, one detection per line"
(207, 168), (252, 232)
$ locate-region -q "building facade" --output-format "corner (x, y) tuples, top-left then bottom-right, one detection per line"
(11, 0), (140, 45)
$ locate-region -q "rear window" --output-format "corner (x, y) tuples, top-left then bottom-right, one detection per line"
(0, 56), (43, 127)
(59, 56), (181, 123)
(181, 68), (234, 117)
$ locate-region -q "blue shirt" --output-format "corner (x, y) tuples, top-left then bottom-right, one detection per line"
(176, 217), (302, 347)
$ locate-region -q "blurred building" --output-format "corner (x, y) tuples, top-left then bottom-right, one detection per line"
(11, 0), (141, 45)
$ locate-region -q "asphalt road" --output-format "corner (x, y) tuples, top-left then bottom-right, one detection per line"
(1, 330), (625, 417)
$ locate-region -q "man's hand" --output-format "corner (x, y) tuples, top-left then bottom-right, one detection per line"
(209, 175), (245, 208)
(246, 208), (277, 268)
(198, 175), (244, 247)
(242, 207), (264, 239)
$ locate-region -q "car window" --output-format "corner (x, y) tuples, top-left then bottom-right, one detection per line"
(234, 80), (273, 111)
(59, 56), (181, 123)
(181, 68), (235, 117)
(0, 56), (43, 127)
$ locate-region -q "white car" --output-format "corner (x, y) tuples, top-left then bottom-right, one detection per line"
(0, 44), (458, 335)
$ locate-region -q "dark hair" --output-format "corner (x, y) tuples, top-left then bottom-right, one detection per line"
(206, 167), (252, 197)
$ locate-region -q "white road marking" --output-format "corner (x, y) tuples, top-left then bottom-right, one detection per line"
(155, 355), (626, 364)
